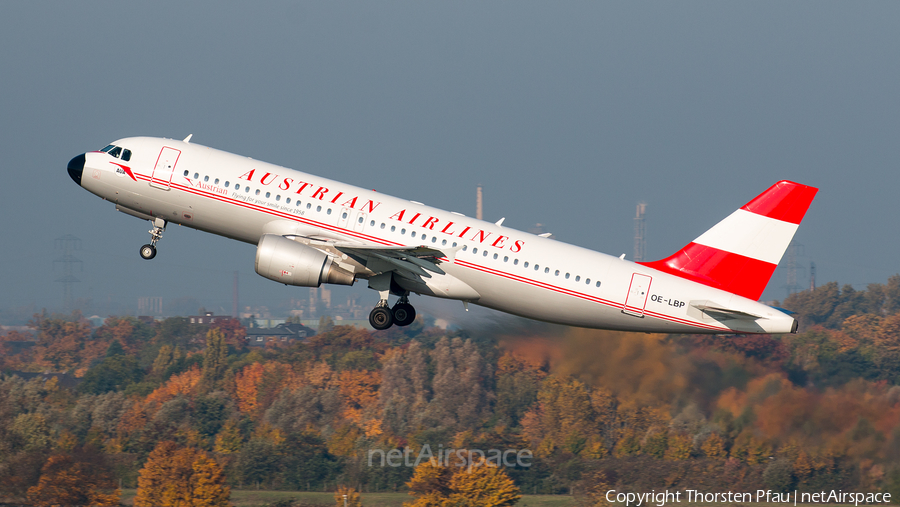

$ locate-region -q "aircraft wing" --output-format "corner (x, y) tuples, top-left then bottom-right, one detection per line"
(334, 243), (453, 281)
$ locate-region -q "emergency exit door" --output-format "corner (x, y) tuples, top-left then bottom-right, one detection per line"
(150, 147), (181, 190)
(622, 273), (652, 317)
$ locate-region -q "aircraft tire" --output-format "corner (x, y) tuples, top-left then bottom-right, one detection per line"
(392, 303), (416, 327)
(140, 244), (157, 260)
(369, 306), (393, 330)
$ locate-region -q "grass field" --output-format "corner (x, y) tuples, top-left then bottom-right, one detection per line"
(119, 489), (578, 506)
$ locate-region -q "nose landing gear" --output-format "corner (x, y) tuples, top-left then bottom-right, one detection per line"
(139, 218), (167, 260)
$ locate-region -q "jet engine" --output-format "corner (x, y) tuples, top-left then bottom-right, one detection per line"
(255, 234), (355, 287)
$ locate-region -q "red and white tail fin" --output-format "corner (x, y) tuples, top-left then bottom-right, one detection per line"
(639, 180), (818, 301)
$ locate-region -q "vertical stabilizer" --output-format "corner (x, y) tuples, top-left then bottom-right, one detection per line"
(639, 180), (818, 300)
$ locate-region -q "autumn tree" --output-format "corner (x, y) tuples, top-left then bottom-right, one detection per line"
(134, 440), (230, 507)
(201, 328), (229, 391)
(424, 337), (492, 432)
(26, 452), (120, 507)
(405, 458), (521, 507)
(380, 342), (429, 436)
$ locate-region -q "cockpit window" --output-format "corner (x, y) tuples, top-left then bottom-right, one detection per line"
(122, 149), (132, 161)
(101, 145), (115, 153)
(108, 146), (122, 158)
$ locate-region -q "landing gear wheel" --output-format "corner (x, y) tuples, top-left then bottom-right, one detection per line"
(369, 306), (394, 330)
(139, 244), (157, 260)
(392, 303), (416, 327)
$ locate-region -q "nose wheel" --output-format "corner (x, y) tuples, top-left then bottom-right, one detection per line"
(139, 244), (157, 260)
(140, 218), (167, 261)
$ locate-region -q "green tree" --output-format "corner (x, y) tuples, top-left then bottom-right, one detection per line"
(78, 355), (144, 394)
(201, 329), (228, 390)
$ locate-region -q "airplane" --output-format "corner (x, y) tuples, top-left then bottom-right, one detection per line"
(66, 136), (817, 334)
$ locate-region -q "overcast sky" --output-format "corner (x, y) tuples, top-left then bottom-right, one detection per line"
(1, 1), (898, 322)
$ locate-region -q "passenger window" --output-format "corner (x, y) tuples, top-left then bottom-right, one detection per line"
(265, 192), (270, 198)
(452, 242), (457, 247)
(575, 275), (580, 282)
(565, 273), (570, 279)
(514, 259), (518, 265)
(225, 181), (230, 187)
(316, 205), (322, 212)
(555, 270), (560, 276)
(184, 170), (189, 176)
(524, 261), (528, 268)
(535, 264), (540, 270)
(442, 239), (447, 246)
(204, 176), (210, 182)
(370, 220), (375, 226)
(391, 226), (396, 232)
(492, 253), (498, 259)
(504, 256), (509, 262)
(545, 268), (550, 274)
(401, 228), (406, 234)
(108, 146), (122, 158)
(307, 203), (312, 209)
(380, 223), (385, 229)
(483, 251), (488, 257)
(596, 281), (601, 287)
(244, 186), (250, 192)
(255, 189), (261, 196)
(586, 278), (590, 284)
(473, 248), (478, 254)
(411, 231), (417, 238)
(122, 149), (132, 161)
(462, 245), (467, 251)
(194, 173), (200, 179)
(275, 195), (281, 201)
(358, 216), (364, 223)
(214, 178), (219, 184)
(342, 212), (348, 219)
(432, 237), (437, 243)
(286, 198), (291, 204)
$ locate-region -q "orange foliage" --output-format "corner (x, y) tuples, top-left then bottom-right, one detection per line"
(27, 454), (120, 507)
(145, 366), (203, 406)
(134, 441), (229, 507)
(339, 369), (381, 428)
(235, 362), (265, 414)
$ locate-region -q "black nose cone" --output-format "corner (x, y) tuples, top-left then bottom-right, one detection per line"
(67, 154), (85, 185)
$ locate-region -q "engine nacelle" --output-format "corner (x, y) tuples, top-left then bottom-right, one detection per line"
(255, 234), (355, 287)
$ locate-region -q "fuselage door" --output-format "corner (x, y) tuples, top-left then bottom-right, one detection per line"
(353, 212), (368, 232)
(622, 273), (652, 317)
(149, 147), (182, 190)
(338, 207), (352, 229)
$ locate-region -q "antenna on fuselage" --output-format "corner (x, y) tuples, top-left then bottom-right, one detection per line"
(183, 134), (193, 143)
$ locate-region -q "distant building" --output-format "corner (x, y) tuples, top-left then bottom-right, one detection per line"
(245, 322), (315, 347)
(188, 312), (229, 325)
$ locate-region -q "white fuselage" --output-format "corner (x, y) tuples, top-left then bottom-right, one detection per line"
(75, 137), (796, 334)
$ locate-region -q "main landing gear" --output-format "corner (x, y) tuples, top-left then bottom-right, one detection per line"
(139, 218), (166, 260)
(368, 294), (417, 331)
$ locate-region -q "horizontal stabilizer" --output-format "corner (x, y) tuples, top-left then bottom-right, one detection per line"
(691, 302), (762, 321)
